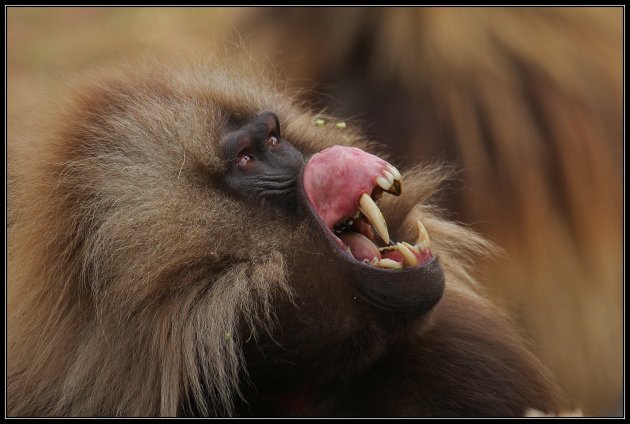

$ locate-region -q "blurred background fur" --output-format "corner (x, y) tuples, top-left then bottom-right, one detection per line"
(7, 6), (622, 415)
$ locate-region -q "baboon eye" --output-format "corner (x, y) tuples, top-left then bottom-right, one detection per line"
(237, 152), (254, 169)
(267, 135), (280, 148)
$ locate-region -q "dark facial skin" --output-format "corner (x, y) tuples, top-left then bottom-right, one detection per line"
(220, 112), (305, 212)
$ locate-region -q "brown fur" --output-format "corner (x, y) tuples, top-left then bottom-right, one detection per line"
(239, 7), (623, 414)
(8, 56), (569, 416)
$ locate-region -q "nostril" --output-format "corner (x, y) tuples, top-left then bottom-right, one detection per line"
(237, 153), (255, 169)
(267, 135), (280, 148)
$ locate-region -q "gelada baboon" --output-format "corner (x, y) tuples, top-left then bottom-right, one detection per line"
(238, 7), (623, 414)
(8, 57), (571, 417)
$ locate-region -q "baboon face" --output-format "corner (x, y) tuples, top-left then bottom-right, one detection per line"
(220, 111), (444, 314)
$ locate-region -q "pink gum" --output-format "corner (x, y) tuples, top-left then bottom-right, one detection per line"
(303, 146), (392, 228)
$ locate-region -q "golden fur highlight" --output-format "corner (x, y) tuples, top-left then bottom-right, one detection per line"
(8, 55), (567, 417)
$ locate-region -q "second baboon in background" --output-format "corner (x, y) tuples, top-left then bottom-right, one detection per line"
(238, 7), (622, 415)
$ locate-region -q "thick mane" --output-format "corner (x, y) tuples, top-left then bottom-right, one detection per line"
(9, 64), (290, 416)
(9, 61), (496, 417)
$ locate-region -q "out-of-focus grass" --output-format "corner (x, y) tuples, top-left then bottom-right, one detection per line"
(7, 7), (250, 138)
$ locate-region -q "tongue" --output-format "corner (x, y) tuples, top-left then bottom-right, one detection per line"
(338, 232), (381, 262)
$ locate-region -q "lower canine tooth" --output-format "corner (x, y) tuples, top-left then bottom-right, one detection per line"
(396, 242), (418, 266)
(416, 220), (431, 248)
(377, 258), (403, 269)
(358, 193), (390, 244)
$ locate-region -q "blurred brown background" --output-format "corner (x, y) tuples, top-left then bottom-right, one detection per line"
(7, 7), (243, 132)
(7, 6), (623, 416)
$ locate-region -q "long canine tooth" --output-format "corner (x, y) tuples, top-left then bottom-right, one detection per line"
(396, 242), (418, 266)
(387, 164), (402, 181)
(377, 258), (403, 269)
(415, 220), (431, 250)
(376, 176), (393, 191)
(359, 193), (390, 244)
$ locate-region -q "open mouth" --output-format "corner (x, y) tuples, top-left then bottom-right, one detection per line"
(300, 146), (445, 315)
(302, 146), (433, 270)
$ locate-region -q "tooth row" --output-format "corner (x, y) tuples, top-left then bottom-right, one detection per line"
(367, 219), (432, 270)
(375, 258), (403, 269)
(359, 193), (390, 244)
(376, 176), (393, 191)
(378, 245), (398, 253)
(376, 165), (403, 195)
